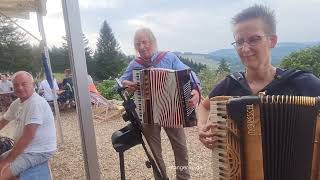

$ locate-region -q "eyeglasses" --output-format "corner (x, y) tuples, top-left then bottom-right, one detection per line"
(231, 35), (268, 49)
(134, 40), (151, 47)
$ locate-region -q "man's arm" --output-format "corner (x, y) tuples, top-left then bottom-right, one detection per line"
(4, 124), (39, 163)
(0, 118), (9, 131)
(122, 80), (138, 93)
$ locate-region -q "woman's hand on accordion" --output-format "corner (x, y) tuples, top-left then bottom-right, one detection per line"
(188, 89), (200, 108)
(198, 123), (220, 149)
(122, 80), (139, 93)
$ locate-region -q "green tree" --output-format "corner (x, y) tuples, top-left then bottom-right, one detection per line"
(280, 46), (320, 77)
(178, 56), (207, 73)
(79, 34), (95, 76)
(216, 59), (231, 75)
(198, 60), (231, 96)
(0, 17), (37, 74)
(50, 34), (94, 74)
(94, 21), (127, 80)
(49, 46), (69, 72)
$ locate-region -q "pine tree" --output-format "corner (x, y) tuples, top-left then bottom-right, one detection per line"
(216, 58), (231, 75)
(0, 17), (36, 74)
(94, 21), (126, 80)
(49, 46), (69, 72)
(50, 34), (94, 73)
(178, 56), (207, 73)
(80, 34), (95, 76)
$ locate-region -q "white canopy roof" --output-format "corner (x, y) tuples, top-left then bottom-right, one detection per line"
(0, 1), (101, 178)
(0, 0), (46, 19)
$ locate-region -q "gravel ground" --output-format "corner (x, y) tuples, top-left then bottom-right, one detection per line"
(1, 110), (213, 180)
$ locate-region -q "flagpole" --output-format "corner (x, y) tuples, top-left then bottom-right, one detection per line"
(37, 12), (64, 144)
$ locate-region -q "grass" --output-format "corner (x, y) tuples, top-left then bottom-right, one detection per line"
(53, 73), (65, 82)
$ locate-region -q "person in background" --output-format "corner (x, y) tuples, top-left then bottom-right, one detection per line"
(58, 69), (74, 107)
(0, 74), (13, 93)
(38, 76), (59, 102)
(62, 69), (73, 90)
(0, 73), (15, 112)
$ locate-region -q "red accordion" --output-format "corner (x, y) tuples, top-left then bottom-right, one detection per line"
(133, 68), (197, 128)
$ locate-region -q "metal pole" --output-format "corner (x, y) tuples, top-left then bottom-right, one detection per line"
(0, 11), (42, 42)
(119, 152), (126, 180)
(36, 12), (64, 144)
(61, 0), (101, 179)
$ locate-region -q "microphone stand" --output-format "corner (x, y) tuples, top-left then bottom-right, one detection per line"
(111, 82), (167, 180)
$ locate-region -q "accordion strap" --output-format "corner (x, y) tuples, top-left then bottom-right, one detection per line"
(262, 69), (305, 93)
(229, 69), (306, 94)
(190, 72), (201, 103)
(135, 51), (168, 68)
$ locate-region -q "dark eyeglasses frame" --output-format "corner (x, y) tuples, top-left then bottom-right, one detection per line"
(231, 35), (269, 49)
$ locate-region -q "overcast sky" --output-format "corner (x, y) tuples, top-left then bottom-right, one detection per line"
(19, 0), (320, 55)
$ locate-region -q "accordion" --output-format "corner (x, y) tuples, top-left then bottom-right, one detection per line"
(133, 68), (197, 128)
(209, 95), (320, 180)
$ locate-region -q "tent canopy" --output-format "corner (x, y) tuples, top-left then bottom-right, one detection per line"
(0, 1), (101, 178)
(0, 0), (46, 19)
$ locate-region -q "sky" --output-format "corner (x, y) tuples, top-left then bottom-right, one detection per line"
(18, 0), (320, 55)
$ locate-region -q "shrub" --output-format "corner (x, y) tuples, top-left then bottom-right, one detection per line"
(97, 79), (121, 100)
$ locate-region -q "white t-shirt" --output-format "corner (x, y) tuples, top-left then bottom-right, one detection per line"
(0, 80), (13, 93)
(4, 93), (57, 153)
(39, 79), (59, 101)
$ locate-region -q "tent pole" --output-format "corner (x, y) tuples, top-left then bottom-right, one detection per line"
(36, 12), (64, 144)
(61, 0), (101, 179)
(0, 11), (41, 42)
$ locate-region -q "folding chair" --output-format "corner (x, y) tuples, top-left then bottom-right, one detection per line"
(90, 92), (124, 121)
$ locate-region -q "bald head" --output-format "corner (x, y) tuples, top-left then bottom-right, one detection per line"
(12, 71), (35, 102)
(12, 71), (34, 83)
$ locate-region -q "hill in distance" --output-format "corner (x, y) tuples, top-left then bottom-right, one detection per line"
(175, 41), (319, 72)
(208, 41), (320, 71)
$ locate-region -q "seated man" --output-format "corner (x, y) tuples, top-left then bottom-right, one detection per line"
(0, 71), (57, 180)
(57, 69), (74, 108)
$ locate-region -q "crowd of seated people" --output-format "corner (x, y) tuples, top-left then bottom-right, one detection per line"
(0, 73), (15, 112)
(0, 69), (77, 112)
(37, 69), (76, 110)
(37, 69), (100, 111)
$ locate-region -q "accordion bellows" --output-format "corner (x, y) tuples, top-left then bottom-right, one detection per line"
(133, 68), (197, 128)
(209, 95), (320, 180)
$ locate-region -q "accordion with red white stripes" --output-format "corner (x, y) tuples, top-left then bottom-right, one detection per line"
(133, 68), (197, 128)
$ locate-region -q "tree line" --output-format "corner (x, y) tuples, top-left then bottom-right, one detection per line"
(1, 16), (319, 99)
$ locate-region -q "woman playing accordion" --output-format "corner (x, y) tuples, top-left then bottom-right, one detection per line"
(198, 5), (320, 180)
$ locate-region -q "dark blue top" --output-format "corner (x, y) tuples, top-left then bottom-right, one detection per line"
(208, 68), (320, 98)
